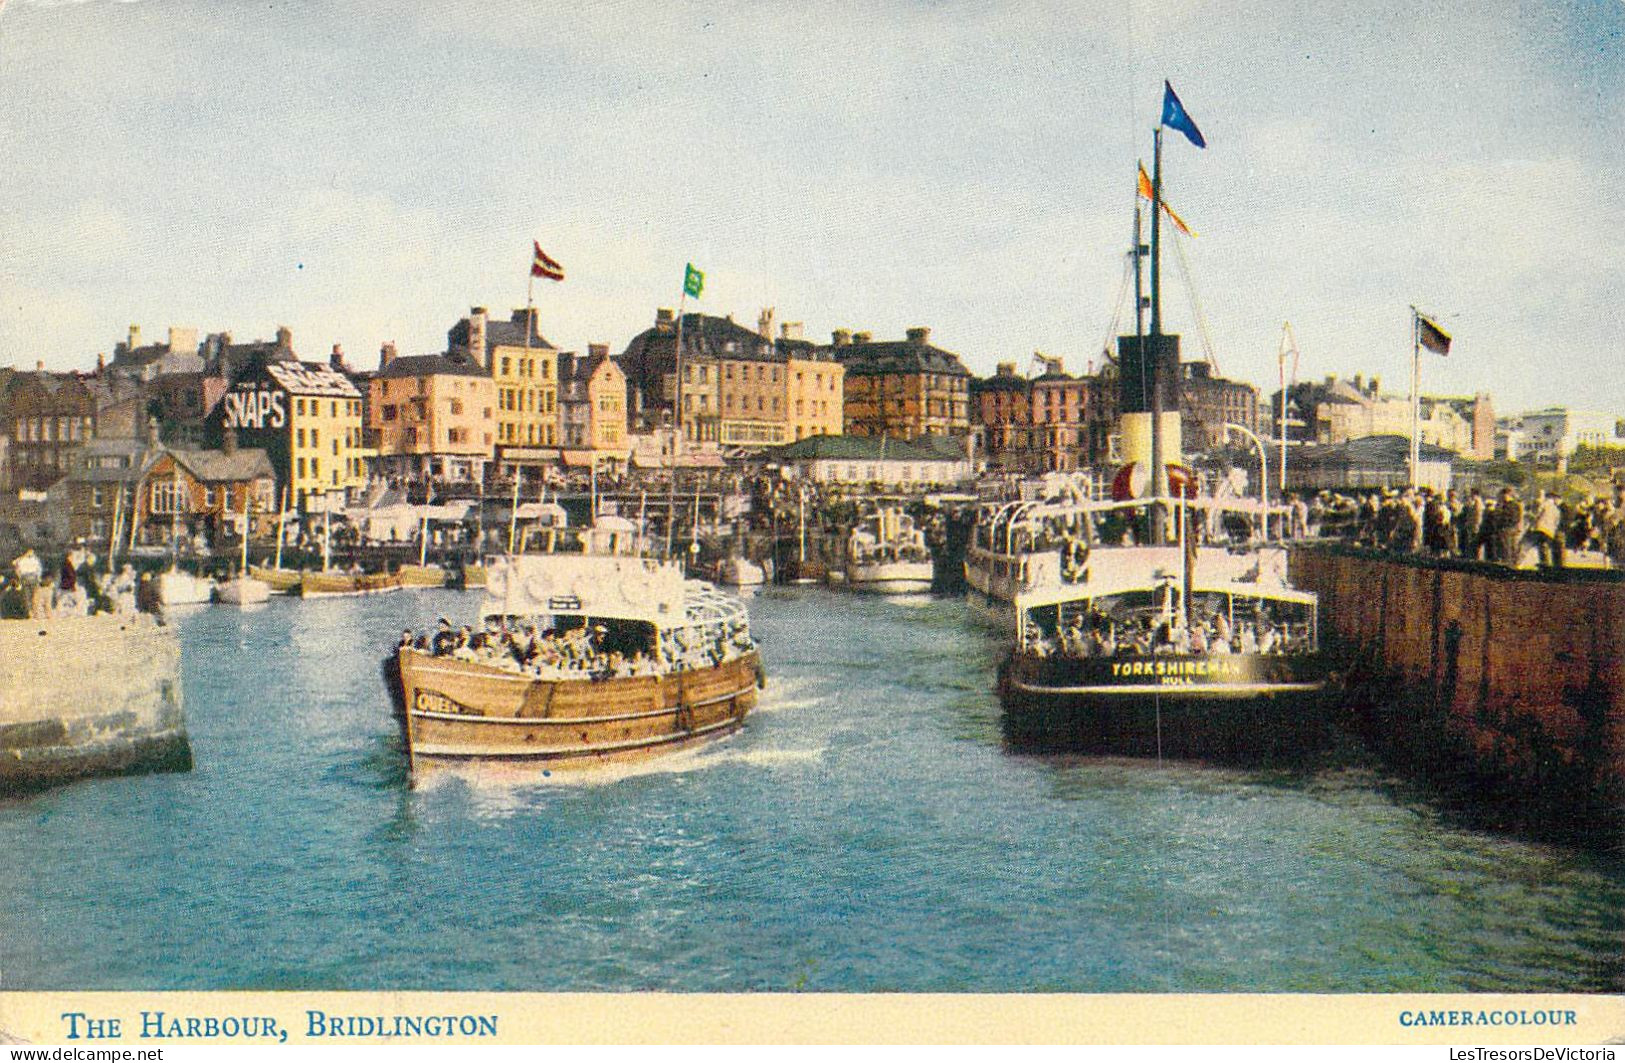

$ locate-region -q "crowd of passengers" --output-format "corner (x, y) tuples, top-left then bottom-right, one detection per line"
(402, 615), (754, 679)
(1024, 607), (1310, 659)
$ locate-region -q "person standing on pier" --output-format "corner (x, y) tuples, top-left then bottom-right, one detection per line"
(1424, 490), (1453, 556)
(1458, 488), (1484, 560)
(1531, 490), (1563, 569)
(1493, 488), (1524, 565)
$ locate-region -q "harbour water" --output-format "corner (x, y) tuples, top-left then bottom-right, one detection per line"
(0, 587), (1619, 992)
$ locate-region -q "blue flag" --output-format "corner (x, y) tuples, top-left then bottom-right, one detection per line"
(1161, 81), (1207, 149)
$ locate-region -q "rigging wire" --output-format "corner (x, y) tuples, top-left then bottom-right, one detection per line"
(1100, 247), (1135, 367)
(1170, 226), (1220, 375)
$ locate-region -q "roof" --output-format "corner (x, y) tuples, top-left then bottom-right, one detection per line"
(167, 446), (275, 483)
(972, 373), (1031, 394)
(821, 338), (973, 378)
(263, 361), (362, 398)
(770, 433), (969, 463)
(1296, 434), (1456, 468)
(448, 309), (556, 353)
(69, 438), (154, 484)
(375, 352), (489, 380)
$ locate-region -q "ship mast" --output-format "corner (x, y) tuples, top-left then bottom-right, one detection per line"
(1148, 126), (1169, 543)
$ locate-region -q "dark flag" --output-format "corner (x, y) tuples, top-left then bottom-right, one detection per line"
(1160, 81), (1207, 149)
(1418, 313), (1451, 355)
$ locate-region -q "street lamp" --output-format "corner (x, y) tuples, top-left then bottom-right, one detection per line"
(1224, 422), (1270, 543)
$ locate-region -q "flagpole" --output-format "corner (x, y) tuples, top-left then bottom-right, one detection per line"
(1148, 124), (1168, 544)
(1408, 306), (1421, 489)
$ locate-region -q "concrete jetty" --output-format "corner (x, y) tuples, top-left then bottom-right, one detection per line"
(0, 614), (191, 793)
(1290, 544), (1623, 843)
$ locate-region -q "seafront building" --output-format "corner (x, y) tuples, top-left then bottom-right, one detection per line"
(557, 346), (629, 460)
(447, 306), (562, 467)
(131, 439), (278, 547)
(367, 348), (496, 486)
(617, 308), (845, 450)
(1275, 374), (1494, 460)
(209, 357), (366, 512)
(824, 327), (972, 441)
(770, 433), (974, 489)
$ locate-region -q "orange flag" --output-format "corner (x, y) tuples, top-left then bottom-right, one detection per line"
(1137, 164), (1196, 237)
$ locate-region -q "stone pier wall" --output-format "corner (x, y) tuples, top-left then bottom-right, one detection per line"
(0, 614), (191, 791)
(1289, 545), (1624, 837)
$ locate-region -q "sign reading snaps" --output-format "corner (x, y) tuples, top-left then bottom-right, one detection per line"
(222, 388), (286, 430)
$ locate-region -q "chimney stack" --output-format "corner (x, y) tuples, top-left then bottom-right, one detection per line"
(832, 329), (851, 347)
(168, 326), (197, 354)
(757, 307), (775, 340)
(330, 343), (345, 371)
(128, 324), (141, 349)
(656, 308), (675, 330)
(35, 360), (44, 372)
(1369, 376), (1380, 396)
(588, 343), (608, 359)
(96, 352), (106, 373)
(378, 341), (398, 370)
(852, 331), (872, 344)
(906, 326), (930, 345)
(996, 361), (1016, 377)
(780, 321), (804, 341)
(468, 307), (488, 368)
(223, 425), (238, 455)
(1352, 373), (1364, 392)
(275, 325), (293, 350)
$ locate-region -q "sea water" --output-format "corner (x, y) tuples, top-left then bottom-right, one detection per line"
(0, 587), (1618, 991)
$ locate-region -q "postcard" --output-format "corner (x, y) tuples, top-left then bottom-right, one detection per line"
(0, 0), (1620, 1048)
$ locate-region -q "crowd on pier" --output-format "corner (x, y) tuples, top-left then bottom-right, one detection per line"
(403, 615), (755, 681)
(1299, 483), (1625, 568)
(3, 543), (161, 619)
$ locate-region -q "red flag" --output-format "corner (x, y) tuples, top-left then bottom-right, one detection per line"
(531, 242), (564, 281)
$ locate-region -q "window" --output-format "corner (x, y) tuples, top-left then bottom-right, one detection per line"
(382, 405), (397, 422)
(297, 399), (306, 416)
(297, 458), (306, 478)
(312, 429), (320, 447)
(502, 358), (511, 376)
(204, 486), (216, 507)
(296, 428), (306, 447)
(312, 457), (320, 478)
(92, 486), (104, 508)
(450, 400), (464, 416)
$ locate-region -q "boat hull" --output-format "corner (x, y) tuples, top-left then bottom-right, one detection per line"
(398, 564), (448, 588)
(216, 577), (271, 606)
(845, 561), (934, 594)
(157, 571), (214, 606)
(247, 566), (303, 594)
(299, 571), (405, 597)
(999, 651), (1333, 761)
(392, 648), (763, 771)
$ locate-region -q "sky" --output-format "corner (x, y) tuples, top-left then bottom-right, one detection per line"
(1, 0), (1621, 416)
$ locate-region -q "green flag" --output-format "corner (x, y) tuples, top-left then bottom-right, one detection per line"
(683, 262), (704, 299)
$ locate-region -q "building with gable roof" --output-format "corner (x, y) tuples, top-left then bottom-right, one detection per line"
(207, 355), (365, 511)
(367, 347), (496, 485)
(447, 306), (563, 467)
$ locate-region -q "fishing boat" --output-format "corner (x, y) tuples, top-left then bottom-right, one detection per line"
(780, 485), (826, 584)
(997, 86), (1329, 760)
(299, 569), (405, 597)
(844, 508), (934, 593)
(216, 490), (270, 606)
(297, 505), (404, 597)
(385, 517), (763, 775)
(248, 487), (301, 593)
(714, 554), (767, 587)
(398, 564), (448, 588)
